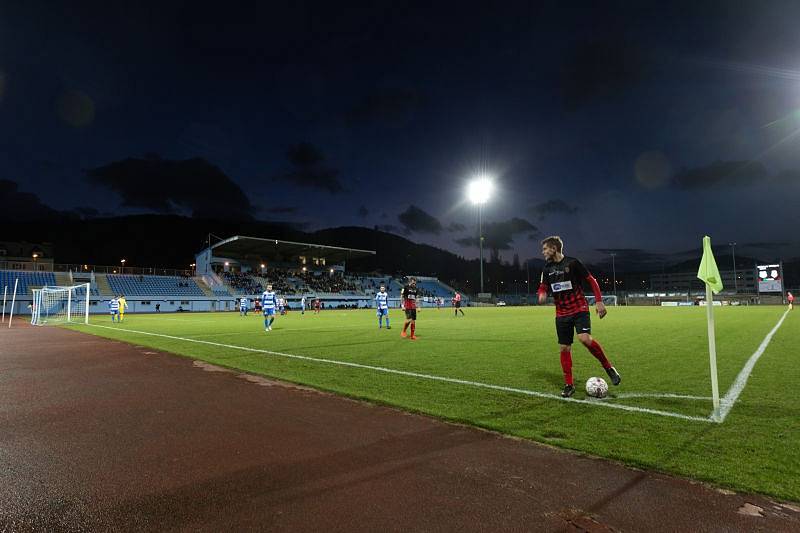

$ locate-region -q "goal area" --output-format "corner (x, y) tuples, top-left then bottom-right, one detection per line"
(31, 284), (90, 326)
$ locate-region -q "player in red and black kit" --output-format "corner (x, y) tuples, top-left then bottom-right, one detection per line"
(400, 277), (419, 340)
(537, 236), (621, 397)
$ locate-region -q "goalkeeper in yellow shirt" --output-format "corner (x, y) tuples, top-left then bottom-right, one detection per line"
(118, 294), (128, 321)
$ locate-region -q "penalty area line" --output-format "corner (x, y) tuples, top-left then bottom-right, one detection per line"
(84, 323), (713, 423)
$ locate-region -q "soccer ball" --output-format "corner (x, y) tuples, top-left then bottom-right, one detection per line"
(585, 377), (609, 398)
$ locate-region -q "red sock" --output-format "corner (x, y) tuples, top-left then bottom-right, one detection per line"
(588, 340), (612, 369)
(560, 350), (573, 385)
(410, 323), (415, 336)
(403, 322), (408, 333)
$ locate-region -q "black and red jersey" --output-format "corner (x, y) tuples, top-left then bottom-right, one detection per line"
(401, 285), (418, 309)
(539, 256), (597, 317)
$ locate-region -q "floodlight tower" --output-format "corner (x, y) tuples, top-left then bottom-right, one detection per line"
(467, 176), (494, 294)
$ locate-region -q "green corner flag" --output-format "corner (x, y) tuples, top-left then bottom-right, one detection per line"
(697, 236), (723, 294)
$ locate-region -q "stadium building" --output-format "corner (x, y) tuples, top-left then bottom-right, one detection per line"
(0, 235), (460, 318)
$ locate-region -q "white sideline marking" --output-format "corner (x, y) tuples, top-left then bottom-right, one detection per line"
(717, 309), (790, 422)
(608, 393), (712, 402)
(84, 323), (712, 423)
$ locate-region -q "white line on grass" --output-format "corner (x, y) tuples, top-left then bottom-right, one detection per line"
(717, 309), (790, 422)
(607, 393), (712, 401)
(85, 323), (712, 423)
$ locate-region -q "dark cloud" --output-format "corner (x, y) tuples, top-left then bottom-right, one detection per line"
(86, 156), (255, 219)
(380, 212), (388, 220)
(375, 224), (401, 234)
(70, 206), (103, 219)
(560, 37), (648, 110)
(398, 205), (443, 235)
(593, 248), (682, 272)
(532, 199), (578, 221)
(456, 217), (537, 251)
(0, 179), (60, 221)
(357, 205), (369, 218)
(277, 143), (344, 194)
(447, 222), (467, 233)
(347, 88), (425, 127)
(268, 206), (299, 214)
(672, 160), (769, 189)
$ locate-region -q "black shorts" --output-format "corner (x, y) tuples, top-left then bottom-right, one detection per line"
(555, 311), (591, 345)
(404, 308), (417, 320)
(455, 300), (461, 308)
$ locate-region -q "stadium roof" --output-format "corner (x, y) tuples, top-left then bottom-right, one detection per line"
(208, 235), (375, 264)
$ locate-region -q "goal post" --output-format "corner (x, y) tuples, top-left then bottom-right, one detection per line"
(587, 295), (618, 306)
(31, 283), (91, 326)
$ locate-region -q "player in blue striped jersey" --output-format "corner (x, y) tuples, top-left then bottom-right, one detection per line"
(108, 297), (120, 322)
(239, 297), (249, 316)
(261, 284), (278, 331)
(375, 285), (391, 329)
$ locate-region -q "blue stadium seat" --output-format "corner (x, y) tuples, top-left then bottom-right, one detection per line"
(0, 270), (57, 295)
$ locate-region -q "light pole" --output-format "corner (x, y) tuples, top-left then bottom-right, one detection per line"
(728, 242), (737, 292)
(467, 176), (493, 294)
(609, 252), (617, 302)
(120, 258), (126, 274)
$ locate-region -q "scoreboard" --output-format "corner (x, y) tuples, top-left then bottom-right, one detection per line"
(756, 264), (783, 293)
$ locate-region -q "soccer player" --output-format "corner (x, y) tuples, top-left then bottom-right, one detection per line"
(314, 298), (321, 314)
(537, 236), (621, 398)
(239, 296), (249, 316)
(261, 284), (278, 331)
(400, 277), (418, 340)
(453, 292), (465, 316)
(301, 295), (306, 315)
(375, 285), (391, 329)
(118, 294), (128, 321)
(788, 291), (794, 311)
(109, 296), (120, 323)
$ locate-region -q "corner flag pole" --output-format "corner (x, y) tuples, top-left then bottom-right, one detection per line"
(697, 236), (723, 421)
(704, 281), (721, 420)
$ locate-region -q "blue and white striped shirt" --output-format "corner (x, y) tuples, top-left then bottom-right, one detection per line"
(240, 298), (248, 309)
(109, 299), (119, 312)
(261, 291), (277, 310)
(375, 291), (389, 310)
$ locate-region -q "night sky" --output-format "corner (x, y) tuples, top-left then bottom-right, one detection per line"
(2, 1), (799, 270)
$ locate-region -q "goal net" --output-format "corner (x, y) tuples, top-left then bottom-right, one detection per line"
(586, 295), (618, 306)
(31, 283), (90, 326)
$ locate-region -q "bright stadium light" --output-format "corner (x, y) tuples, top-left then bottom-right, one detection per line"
(467, 176), (493, 205)
(466, 175), (494, 294)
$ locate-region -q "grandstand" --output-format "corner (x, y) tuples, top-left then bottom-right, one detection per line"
(0, 270), (56, 296)
(0, 234), (469, 316)
(106, 274), (205, 297)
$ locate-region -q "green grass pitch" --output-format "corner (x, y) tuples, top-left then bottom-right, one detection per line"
(68, 305), (799, 502)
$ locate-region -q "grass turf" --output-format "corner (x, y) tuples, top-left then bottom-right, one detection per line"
(68, 305), (799, 502)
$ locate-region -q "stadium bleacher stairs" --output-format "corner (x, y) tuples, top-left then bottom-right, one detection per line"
(54, 272), (72, 287)
(94, 274), (114, 297)
(196, 277), (216, 297)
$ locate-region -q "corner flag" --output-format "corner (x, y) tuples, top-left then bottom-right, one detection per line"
(697, 236), (723, 293)
(697, 235), (722, 421)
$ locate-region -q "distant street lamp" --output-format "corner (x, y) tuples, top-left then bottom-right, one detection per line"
(467, 176), (494, 294)
(729, 242), (737, 292)
(120, 258), (126, 274)
(609, 252), (617, 301)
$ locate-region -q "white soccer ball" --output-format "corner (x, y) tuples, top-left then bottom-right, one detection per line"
(585, 377), (609, 398)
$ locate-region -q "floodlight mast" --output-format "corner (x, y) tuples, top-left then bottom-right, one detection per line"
(467, 177), (494, 294)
